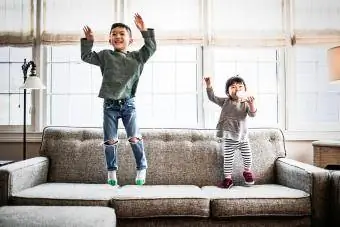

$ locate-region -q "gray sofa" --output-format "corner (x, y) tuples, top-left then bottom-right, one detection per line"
(0, 127), (330, 226)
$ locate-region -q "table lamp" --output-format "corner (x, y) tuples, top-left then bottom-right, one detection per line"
(328, 46), (340, 84)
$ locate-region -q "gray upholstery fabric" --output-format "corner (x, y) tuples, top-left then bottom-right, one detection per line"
(330, 171), (340, 226)
(110, 185), (209, 218)
(202, 184), (310, 218)
(276, 158), (330, 226)
(40, 127), (285, 186)
(40, 127), (106, 183)
(119, 128), (285, 186)
(0, 157), (48, 206)
(117, 217), (311, 227)
(11, 183), (120, 206)
(0, 206), (116, 227)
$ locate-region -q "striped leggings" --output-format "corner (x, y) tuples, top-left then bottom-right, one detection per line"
(223, 138), (252, 176)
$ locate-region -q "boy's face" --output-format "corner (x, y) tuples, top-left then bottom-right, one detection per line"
(109, 27), (132, 52)
(228, 82), (245, 98)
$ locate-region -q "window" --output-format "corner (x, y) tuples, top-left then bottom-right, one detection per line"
(290, 0), (340, 132)
(289, 46), (340, 131)
(40, 0), (283, 130)
(206, 47), (280, 128)
(42, 0), (203, 129)
(45, 45), (103, 126)
(136, 45), (200, 128)
(2, 0), (340, 139)
(0, 0), (35, 131)
(0, 47), (32, 127)
(45, 44), (200, 128)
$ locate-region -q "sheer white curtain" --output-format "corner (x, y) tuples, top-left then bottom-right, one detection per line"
(211, 0), (287, 46)
(124, 0), (203, 44)
(42, 0), (115, 44)
(293, 0), (340, 45)
(0, 0), (34, 46)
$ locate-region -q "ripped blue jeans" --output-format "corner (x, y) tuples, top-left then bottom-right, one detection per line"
(103, 97), (147, 171)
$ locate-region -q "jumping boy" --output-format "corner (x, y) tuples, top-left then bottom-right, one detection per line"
(81, 13), (156, 186)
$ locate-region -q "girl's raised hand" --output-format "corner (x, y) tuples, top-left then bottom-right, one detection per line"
(246, 96), (255, 104)
(204, 77), (212, 88)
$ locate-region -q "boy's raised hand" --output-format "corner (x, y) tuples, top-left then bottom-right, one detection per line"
(204, 77), (212, 88)
(83, 25), (94, 41)
(134, 13), (147, 31)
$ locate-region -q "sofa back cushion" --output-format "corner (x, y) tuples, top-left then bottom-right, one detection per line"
(40, 127), (286, 185)
(40, 127), (105, 183)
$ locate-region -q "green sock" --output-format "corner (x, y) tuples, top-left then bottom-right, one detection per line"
(135, 169), (146, 185)
(107, 179), (118, 186)
(107, 171), (117, 186)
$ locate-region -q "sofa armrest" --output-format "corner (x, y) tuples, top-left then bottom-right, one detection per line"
(276, 157), (330, 227)
(0, 157), (49, 206)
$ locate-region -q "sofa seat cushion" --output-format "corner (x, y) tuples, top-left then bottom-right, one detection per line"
(110, 185), (209, 218)
(202, 184), (311, 218)
(0, 206), (116, 227)
(10, 183), (120, 206)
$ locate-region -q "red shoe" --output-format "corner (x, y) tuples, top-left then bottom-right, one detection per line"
(243, 171), (255, 185)
(218, 178), (233, 189)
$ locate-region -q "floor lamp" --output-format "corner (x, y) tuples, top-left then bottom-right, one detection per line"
(21, 59), (46, 160)
(328, 46), (340, 83)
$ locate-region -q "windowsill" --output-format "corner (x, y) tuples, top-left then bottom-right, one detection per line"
(283, 130), (340, 141)
(0, 132), (43, 143)
(0, 130), (340, 142)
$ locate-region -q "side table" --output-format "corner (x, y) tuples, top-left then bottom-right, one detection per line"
(312, 140), (340, 169)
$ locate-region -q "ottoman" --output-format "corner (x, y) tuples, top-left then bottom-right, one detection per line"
(0, 206), (116, 227)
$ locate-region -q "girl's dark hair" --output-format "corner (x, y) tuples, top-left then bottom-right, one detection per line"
(225, 75), (247, 95)
(110, 23), (132, 37)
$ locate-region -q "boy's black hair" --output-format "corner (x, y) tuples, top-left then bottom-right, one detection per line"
(110, 23), (132, 37)
(225, 75), (247, 95)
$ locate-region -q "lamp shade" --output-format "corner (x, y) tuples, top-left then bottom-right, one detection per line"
(328, 46), (340, 83)
(20, 75), (46, 90)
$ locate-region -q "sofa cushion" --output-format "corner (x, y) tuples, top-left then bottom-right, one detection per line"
(202, 184), (311, 218)
(0, 206), (116, 227)
(10, 183), (119, 206)
(110, 185), (210, 218)
(40, 127), (107, 183)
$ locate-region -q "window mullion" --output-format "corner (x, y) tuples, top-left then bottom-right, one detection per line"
(33, 0), (44, 132)
(197, 46), (204, 128)
(277, 48), (287, 130)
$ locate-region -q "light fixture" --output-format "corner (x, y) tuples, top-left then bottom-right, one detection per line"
(20, 59), (46, 160)
(328, 46), (340, 84)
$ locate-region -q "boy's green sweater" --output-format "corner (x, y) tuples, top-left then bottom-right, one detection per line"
(81, 29), (156, 100)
